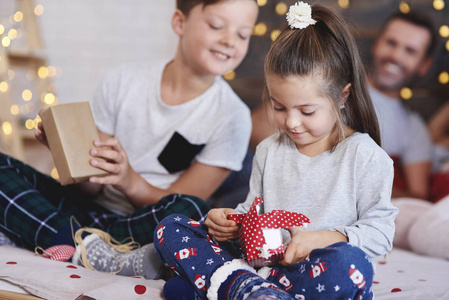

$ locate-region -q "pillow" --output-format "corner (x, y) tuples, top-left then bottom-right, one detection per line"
(391, 198), (432, 250)
(408, 194), (449, 260)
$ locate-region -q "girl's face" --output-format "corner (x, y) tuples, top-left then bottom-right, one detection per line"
(177, 0), (258, 77)
(266, 74), (337, 157)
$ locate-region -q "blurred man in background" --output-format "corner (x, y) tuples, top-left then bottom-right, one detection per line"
(368, 10), (437, 200)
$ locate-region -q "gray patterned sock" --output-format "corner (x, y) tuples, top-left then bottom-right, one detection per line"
(0, 230), (16, 247)
(72, 233), (169, 279)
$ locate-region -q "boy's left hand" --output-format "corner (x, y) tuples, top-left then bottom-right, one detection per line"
(88, 137), (137, 193)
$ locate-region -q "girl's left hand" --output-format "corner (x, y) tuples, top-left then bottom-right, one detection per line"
(88, 137), (137, 194)
(280, 227), (314, 266)
(280, 227), (348, 266)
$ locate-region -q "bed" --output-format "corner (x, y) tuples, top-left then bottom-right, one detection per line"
(1, 246), (449, 299)
(1, 196), (449, 299)
(0, 245), (165, 299)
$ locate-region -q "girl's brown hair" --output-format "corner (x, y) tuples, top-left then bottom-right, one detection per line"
(265, 4), (381, 149)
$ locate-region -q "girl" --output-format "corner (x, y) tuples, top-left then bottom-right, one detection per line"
(0, 0), (258, 277)
(154, 2), (398, 299)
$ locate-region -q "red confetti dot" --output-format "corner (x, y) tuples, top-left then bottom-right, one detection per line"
(391, 288), (402, 293)
(378, 261), (386, 265)
(66, 265), (77, 269)
(373, 281), (380, 284)
(6, 261), (17, 264)
(70, 274), (81, 279)
(397, 270), (404, 273)
(418, 279), (427, 282)
(134, 285), (146, 295)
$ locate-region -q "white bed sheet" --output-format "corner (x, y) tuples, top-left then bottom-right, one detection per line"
(373, 247), (449, 299)
(1, 245), (449, 299)
(0, 245), (165, 300)
(0, 278), (30, 295)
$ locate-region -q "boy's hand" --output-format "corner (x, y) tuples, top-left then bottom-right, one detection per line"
(205, 208), (240, 241)
(88, 137), (137, 194)
(34, 109), (49, 148)
(34, 121), (49, 148)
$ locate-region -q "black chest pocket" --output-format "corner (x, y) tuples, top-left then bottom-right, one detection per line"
(158, 132), (205, 173)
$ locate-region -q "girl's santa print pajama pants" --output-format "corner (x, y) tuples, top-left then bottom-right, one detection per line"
(154, 213), (374, 300)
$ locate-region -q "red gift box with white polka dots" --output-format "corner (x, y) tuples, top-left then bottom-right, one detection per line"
(228, 197), (310, 267)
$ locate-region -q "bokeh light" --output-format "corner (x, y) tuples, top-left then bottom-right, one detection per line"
(275, 2), (288, 15)
(13, 11), (23, 22)
(8, 29), (18, 40)
(2, 122), (13, 135)
(223, 70), (236, 81)
(25, 119), (34, 130)
(34, 5), (44, 16)
(38, 66), (49, 79)
(400, 87), (413, 100)
(433, 0), (445, 10)
(257, 0), (267, 7)
(10, 105), (20, 116)
(399, 1), (411, 13)
(0, 81), (9, 93)
(43, 92), (56, 105)
(22, 89), (32, 101)
(338, 0), (350, 9)
(271, 29), (281, 41)
(439, 25), (449, 38)
(2, 37), (11, 48)
(253, 22), (267, 36)
(438, 71), (449, 84)
(51, 167), (59, 180)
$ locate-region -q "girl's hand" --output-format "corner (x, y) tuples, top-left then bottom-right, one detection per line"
(280, 228), (348, 266)
(88, 137), (137, 194)
(280, 227), (314, 266)
(205, 208), (240, 241)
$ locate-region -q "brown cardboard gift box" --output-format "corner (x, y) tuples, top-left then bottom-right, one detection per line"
(41, 102), (107, 185)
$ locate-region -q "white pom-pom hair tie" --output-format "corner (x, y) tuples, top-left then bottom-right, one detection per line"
(286, 1), (317, 29)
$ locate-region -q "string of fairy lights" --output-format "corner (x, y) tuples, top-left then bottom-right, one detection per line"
(0, 2), (59, 139)
(1, 0), (449, 141)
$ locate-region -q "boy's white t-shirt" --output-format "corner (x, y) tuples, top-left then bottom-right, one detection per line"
(90, 60), (251, 215)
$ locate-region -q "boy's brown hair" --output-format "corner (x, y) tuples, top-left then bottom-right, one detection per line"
(177, 0), (255, 16)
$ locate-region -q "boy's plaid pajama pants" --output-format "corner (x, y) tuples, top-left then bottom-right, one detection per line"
(0, 152), (210, 249)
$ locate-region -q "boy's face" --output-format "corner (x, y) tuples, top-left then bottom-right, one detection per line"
(177, 0), (258, 76)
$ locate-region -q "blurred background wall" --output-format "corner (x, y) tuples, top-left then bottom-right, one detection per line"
(236, 0), (449, 120)
(0, 0), (448, 174)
